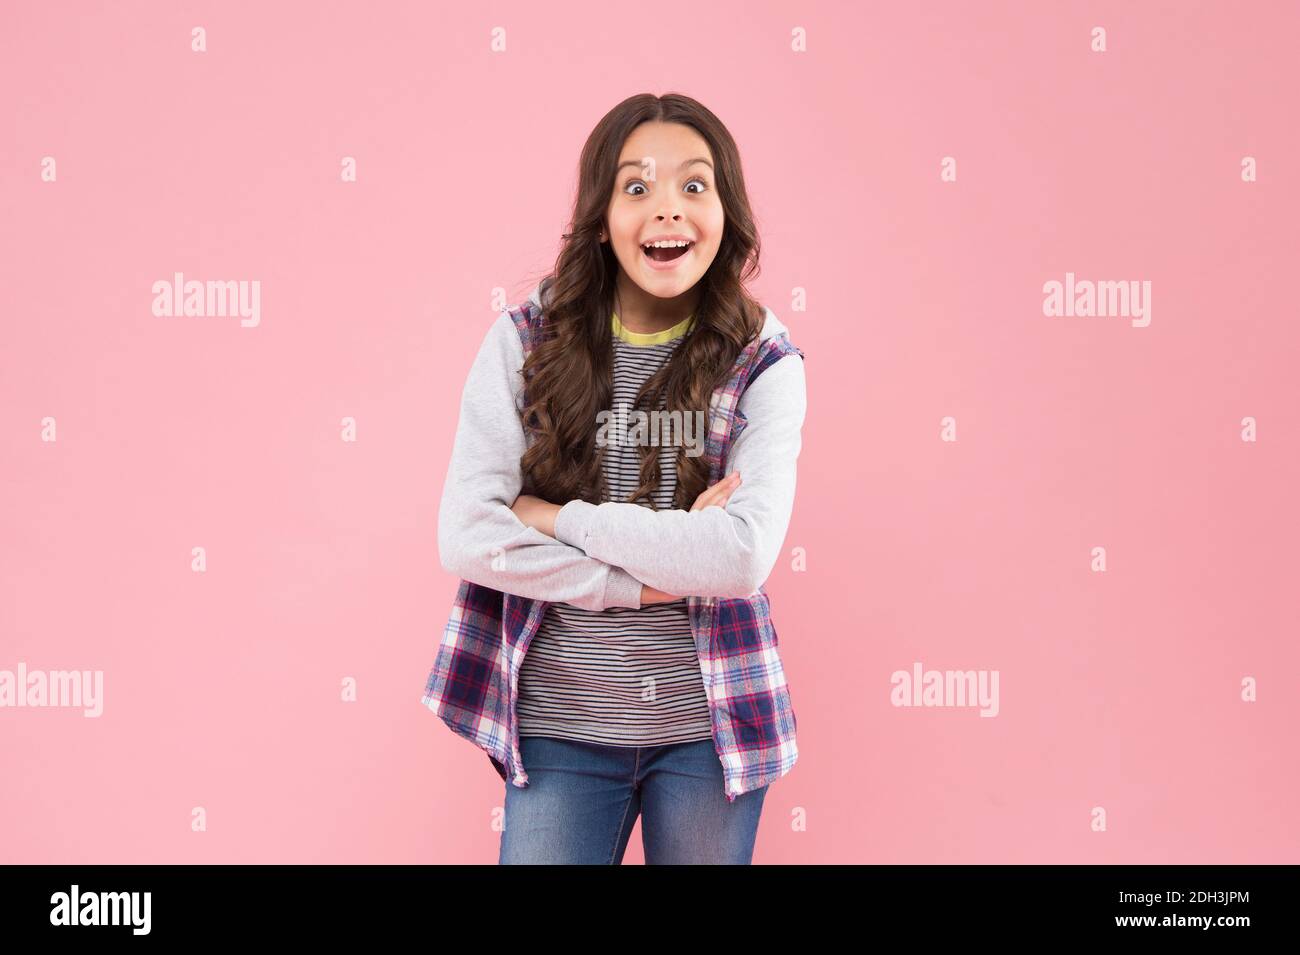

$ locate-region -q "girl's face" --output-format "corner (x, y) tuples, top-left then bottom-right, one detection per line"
(602, 121), (725, 308)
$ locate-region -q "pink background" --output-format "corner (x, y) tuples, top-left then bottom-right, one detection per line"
(2, 1), (1297, 864)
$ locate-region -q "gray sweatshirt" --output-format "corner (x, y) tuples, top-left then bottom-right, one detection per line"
(436, 284), (807, 610)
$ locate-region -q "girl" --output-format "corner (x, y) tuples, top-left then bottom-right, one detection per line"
(425, 93), (806, 864)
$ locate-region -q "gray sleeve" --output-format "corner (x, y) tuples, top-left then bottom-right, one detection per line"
(553, 351), (807, 598)
(437, 311), (644, 611)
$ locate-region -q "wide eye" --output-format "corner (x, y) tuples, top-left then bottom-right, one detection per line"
(623, 178), (708, 196)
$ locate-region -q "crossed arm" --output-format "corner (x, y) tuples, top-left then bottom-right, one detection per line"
(437, 310), (807, 608)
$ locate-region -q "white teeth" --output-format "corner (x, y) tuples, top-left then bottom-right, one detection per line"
(643, 240), (693, 249)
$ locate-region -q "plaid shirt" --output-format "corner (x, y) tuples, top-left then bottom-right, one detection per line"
(422, 299), (804, 802)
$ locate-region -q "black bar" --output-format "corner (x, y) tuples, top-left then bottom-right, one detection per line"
(0, 864), (1291, 941)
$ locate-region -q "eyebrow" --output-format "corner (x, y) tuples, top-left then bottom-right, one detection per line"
(615, 157), (713, 175)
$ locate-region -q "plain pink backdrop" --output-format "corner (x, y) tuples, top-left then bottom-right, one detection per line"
(2, 1), (1297, 864)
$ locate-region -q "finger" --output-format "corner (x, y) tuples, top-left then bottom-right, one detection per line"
(714, 475), (741, 502)
(691, 487), (721, 511)
(714, 479), (742, 507)
(692, 487), (726, 511)
(691, 474), (740, 511)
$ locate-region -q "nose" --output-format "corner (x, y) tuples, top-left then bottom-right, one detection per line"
(655, 196), (685, 222)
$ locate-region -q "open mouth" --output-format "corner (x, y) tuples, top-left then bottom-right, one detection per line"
(642, 240), (695, 263)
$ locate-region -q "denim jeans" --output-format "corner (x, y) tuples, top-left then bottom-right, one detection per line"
(498, 735), (769, 864)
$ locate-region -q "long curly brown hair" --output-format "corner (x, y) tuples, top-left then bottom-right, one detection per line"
(518, 93), (767, 511)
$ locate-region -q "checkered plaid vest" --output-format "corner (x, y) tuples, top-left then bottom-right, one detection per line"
(422, 297), (804, 802)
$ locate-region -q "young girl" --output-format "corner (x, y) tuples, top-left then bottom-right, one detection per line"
(424, 93), (807, 864)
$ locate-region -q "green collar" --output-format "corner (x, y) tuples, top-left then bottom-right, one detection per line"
(611, 311), (694, 345)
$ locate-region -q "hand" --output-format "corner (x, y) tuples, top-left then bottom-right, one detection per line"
(641, 473), (743, 606)
(690, 470), (741, 511)
(510, 494), (562, 539)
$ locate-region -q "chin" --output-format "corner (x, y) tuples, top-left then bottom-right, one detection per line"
(640, 275), (699, 296)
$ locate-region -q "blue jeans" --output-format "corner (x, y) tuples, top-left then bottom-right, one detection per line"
(499, 735), (769, 864)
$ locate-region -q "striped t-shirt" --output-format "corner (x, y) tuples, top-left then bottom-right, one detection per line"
(516, 310), (714, 747)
